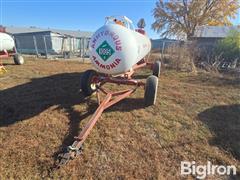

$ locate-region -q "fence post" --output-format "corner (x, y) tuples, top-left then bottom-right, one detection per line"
(83, 37), (86, 63)
(161, 41), (165, 59)
(70, 37), (72, 57)
(43, 36), (48, 59)
(80, 37), (82, 58)
(72, 38), (75, 53)
(33, 35), (39, 58)
(79, 38), (82, 61)
(14, 37), (19, 53)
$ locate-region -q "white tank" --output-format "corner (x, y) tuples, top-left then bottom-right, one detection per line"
(89, 17), (151, 75)
(0, 32), (15, 52)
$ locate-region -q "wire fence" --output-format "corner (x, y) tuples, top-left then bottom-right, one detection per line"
(14, 34), (90, 60)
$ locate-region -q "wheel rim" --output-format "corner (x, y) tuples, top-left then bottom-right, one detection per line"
(90, 76), (97, 91)
(90, 83), (96, 90)
(19, 57), (24, 64)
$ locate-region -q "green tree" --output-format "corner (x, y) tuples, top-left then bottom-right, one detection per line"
(216, 30), (240, 62)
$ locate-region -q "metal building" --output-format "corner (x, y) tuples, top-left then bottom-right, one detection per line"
(5, 26), (93, 58)
(191, 26), (240, 47)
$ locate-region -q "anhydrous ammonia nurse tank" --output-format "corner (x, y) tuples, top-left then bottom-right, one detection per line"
(0, 30), (24, 65)
(0, 32), (15, 52)
(89, 16), (151, 75)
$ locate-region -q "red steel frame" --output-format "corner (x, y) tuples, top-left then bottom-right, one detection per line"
(0, 50), (10, 58)
(57, 59), (153, 166)
(0, 46), (18, 72)
(0, 47), (17, 57)
(0, 50), (10, 72)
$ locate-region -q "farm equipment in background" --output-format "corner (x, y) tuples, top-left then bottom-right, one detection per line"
(56, 16), (161, 167)
(0, 26), (24, 72)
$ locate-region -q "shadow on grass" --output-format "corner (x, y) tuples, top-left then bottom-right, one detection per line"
(132, 73), (150, 80)
(0, 72), (95, 156)
(0, 72), (84, 126)
(0, 72), (146, 167)
(2, 63), (16, 66)
(108, 98), (145, 112)
(198, 104), (240, 160)
(182, 73), (240, 87)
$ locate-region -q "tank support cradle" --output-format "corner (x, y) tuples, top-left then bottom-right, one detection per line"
(56, 75), (145, 167)
(56, 58), (158, 168)
(0, 50), (9, 73)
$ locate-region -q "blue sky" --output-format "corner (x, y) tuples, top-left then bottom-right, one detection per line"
(1, 0), (240, 39)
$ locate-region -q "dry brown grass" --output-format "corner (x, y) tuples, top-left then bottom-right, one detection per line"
(0, 57), (239, 179)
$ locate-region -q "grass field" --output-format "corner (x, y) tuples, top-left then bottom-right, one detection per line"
(0, 58), (239, 179)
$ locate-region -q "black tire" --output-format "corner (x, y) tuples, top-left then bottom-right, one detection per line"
(81, 70), (98, 96)
(144, 75), (158, 106)
(13, 54), (24, 65)
(152, 61), (161, 77)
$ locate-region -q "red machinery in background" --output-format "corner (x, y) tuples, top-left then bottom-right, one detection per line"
(0, 26), (24, 70)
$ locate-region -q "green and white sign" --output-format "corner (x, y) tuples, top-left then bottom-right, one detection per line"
(96, 41), (115, 61)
